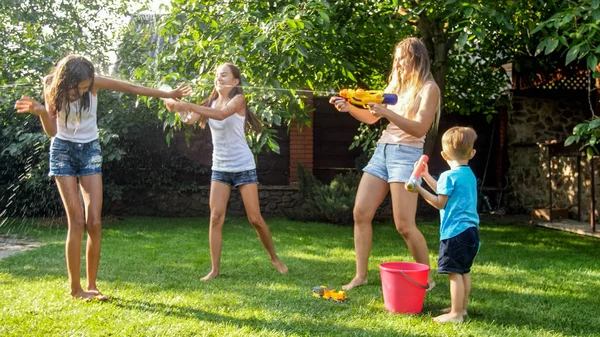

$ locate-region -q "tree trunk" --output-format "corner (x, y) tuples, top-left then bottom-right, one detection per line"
(417, 14), (451, 156)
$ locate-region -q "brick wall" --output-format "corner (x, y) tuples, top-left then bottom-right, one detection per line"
(289, 92), (314, 184)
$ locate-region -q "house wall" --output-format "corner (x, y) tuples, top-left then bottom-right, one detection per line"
(506, 92), (599, 221)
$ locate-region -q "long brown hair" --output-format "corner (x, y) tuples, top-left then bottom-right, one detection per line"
(44, 54), (95, 127)
(386, 37), (440, 132)
(200, 63), (262, 133)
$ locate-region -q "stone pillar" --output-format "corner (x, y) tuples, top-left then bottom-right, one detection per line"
(289, 92), (314, 185)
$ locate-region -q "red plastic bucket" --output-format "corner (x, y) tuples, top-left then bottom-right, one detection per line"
(379, 262), (430, 314)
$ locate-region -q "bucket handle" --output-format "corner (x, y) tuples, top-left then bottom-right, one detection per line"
(400, 271), (429, 290)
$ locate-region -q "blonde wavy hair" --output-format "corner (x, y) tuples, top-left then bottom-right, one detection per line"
(385, 37), (440, 132)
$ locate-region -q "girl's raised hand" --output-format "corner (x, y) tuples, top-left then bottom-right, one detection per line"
(15, 96), (45, 116)
(169, 83), (193, 98)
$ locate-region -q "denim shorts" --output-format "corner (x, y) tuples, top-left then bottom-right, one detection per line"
(211, 169), (259, 187)
(438, 227), (480, 274)
(362, 143), (423, 183)
(49, 138), (102, 177)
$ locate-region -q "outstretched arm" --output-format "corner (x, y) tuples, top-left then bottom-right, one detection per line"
(14, 93), (57, 137)
(329, 97), (380, 125)
(164, 94), (246, 121)
(412, 183), (448, 210)
(92, 76), (192, 99)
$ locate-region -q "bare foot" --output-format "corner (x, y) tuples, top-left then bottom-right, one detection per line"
(87, 288), (110, 301)
(441, 307), (467, 316)
(200, 270), (220, 281)
(341, 277), (368, 291)
(433, 312), (464, 324)
(271, 259), (288, 274)
(71, 290), (107, 301)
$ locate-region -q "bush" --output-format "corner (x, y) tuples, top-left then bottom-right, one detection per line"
(284, 164), (360, 226)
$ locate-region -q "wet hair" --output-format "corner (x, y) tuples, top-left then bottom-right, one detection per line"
(200, 63), (263, 133)
(386, 37), (440, 132)
(44, 54), (95, 128)
(441, 126), (477, 160)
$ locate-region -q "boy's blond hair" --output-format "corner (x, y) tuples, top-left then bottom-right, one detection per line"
(441, 126), (477, 160)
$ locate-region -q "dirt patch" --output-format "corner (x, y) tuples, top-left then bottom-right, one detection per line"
(0, 236), (42, 260)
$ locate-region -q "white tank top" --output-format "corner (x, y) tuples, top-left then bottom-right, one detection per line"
(208, 101), (256, 172)
(55, 92), (99, 143)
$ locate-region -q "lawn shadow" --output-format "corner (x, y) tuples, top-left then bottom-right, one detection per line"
(109, 297), (423, 337)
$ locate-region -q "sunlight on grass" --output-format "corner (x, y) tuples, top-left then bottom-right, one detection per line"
(1, 217), (599, 336)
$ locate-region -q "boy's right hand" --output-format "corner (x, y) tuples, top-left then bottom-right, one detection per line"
(15, 96), (45, 116)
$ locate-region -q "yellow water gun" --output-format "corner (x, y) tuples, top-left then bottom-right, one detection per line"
(338, 89), (398, 108)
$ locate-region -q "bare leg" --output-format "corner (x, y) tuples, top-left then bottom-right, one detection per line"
(239, 183), (287, 274)
(78, 174), (107, 300)
(434, 273), (465, 323)
(389, 183), (434, 289)
(441, 272), (470, 315)
(201, 181), (231, 281)
(55, 177), (100, 300)
(343, 173), (389, 291)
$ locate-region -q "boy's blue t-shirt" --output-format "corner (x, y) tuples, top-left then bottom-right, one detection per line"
(436, 165), (479, 240)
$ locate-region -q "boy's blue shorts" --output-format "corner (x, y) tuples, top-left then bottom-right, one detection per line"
(438, 227), (480, 274)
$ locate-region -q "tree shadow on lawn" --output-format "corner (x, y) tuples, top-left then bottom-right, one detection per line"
(109, 296), (424, 337)
(460, 285), (599, 336)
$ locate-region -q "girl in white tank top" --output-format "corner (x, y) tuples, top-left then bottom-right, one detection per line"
(163, 63), (288, 281)
(15, 54), (191, 300)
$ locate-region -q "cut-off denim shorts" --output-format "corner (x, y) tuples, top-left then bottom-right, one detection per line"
(362, 143), (423, 183)
(49, 138), (102, 177)
(211, 169), (259, 187)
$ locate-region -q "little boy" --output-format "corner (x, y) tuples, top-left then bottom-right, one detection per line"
(407, 126), (480, 324)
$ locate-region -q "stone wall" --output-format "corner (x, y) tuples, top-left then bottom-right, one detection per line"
(105, 185), (302, 217)
(507, 94), (599, 220)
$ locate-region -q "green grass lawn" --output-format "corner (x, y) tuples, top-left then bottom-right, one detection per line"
(1, 217), (599, 336)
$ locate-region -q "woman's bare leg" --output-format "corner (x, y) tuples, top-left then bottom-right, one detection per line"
(238, 183), (287, 274)
(389, 183), (434, 289)
(201, 181), (231, 281)
(343, 173), (389, 291)
(78, 174), (107, 300)
(55, 176), (99, 300)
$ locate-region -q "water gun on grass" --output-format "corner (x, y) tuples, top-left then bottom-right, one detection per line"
(337, 89), (398, 108)
(405, 155), (429, 191)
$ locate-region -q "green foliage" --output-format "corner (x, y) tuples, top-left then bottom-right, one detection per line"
(530, 0), (600, 157)
(123, 0), (411, 154)
(284, 164), (359, 226)
(0, 0), (212, 217)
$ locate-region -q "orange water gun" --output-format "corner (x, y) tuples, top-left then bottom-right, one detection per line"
(406, 155), (429, 191)
(337, 89), (398, 108)
(312, 286), (348, 302)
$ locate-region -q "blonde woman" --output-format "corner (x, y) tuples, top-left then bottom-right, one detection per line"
(330, 37), (441, 291)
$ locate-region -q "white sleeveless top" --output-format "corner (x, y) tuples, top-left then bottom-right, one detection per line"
(208, 101), (256, 172)
(55, 92), (99, 143)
